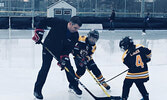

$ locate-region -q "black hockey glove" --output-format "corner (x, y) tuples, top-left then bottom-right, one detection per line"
(57, 55), (69, 71)
(76, 56), (90, 67)
(32, 29), (44, 44)
(146, 58), (151, 63)
(80, 57), (88, 67)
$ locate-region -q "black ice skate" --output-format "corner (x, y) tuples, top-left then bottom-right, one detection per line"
(101, 81), (111, 90)
(69, 84), (82, 98)
(140, 93), (149, 100)
(97, 75), (111, 90)
(34, 91), (43, 100)
(120, 98), (127, 100)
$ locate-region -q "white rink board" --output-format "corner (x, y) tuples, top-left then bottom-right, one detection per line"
(80, 24), (103, 30)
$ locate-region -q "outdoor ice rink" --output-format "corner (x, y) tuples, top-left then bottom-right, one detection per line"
(0, 29), (167, 100)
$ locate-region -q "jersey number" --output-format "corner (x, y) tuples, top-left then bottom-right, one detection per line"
(136, 55), (144, 68)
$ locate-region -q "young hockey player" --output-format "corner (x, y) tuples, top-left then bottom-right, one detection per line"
(32, 16), (82, 99)
(72, 30), (110, 90)
(119, 36), (151, 100)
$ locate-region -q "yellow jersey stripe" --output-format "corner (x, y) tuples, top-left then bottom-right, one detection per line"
(79, 36), (86, 43)
(92, 45), (96, 53)
(127, 73), (148, 77)
(126, 75), (149, 79)
(122, 50), (128, 62)
(127, 71), (148, 75)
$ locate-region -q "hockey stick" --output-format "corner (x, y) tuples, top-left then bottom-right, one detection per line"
(40, 42), (121, 100)
(106, 69), (129, 83)
(65, 67), (121, 100)
(86, 67), (111, 97)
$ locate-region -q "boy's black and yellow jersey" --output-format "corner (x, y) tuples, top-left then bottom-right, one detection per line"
(73, 36), (96, 59)
(122, 44), (151, 82)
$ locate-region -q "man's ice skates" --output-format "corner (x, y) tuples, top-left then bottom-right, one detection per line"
(69, 84), (82, 97)
(34, 91), (43, 100)
(140, 93), (149, 100)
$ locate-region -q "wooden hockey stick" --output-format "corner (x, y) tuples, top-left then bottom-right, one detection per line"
(86, 67), (111, 97)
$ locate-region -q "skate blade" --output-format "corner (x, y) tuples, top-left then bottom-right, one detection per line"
(142, 32), (146, 35)
(68, 89), (82, 98)
(106, 89), (111, 93)
(34, 97), (43, 100)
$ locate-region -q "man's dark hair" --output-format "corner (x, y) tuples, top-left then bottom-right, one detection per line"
(70, 16), (82, 27)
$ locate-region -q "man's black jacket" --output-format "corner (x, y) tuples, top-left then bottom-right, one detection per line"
(36, 17), (79, 60)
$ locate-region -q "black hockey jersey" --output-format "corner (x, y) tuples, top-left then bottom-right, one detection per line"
(36, 17), (79, 60)
(122, 44), (151, 82)
(73, 36), (96, 59)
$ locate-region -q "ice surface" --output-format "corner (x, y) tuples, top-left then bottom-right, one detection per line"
(0, 30), (167, 100)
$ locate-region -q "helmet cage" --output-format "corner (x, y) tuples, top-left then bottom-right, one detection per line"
(88, 36), (98, 45)
(119, 36), (133, 51)
(87, 30), (99, 45)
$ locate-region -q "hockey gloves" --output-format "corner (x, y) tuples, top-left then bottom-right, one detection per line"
(80, 57), (88, 67)
(76, 56), (90, 67)
(32, 29), (44, 44)
(57, 55), (70, 71)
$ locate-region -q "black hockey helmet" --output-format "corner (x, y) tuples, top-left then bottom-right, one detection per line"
(87, 30), (99, 45)
(119, 36), (134, 51)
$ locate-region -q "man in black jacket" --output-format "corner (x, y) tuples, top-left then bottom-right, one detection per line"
(32, 16), (82, 99)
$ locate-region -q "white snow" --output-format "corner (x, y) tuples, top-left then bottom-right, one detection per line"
(0, 30), (167, 100)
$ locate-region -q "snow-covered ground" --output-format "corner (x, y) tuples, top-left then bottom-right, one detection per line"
(0, 30), (167, 100)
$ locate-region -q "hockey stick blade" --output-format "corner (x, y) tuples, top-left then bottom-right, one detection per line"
(95, 96), (121, 100)
(110, 96), (122, 100)
(95, 96), (111, 100)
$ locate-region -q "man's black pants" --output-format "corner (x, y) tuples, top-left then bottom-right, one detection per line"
(34, 48), (77, 92)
